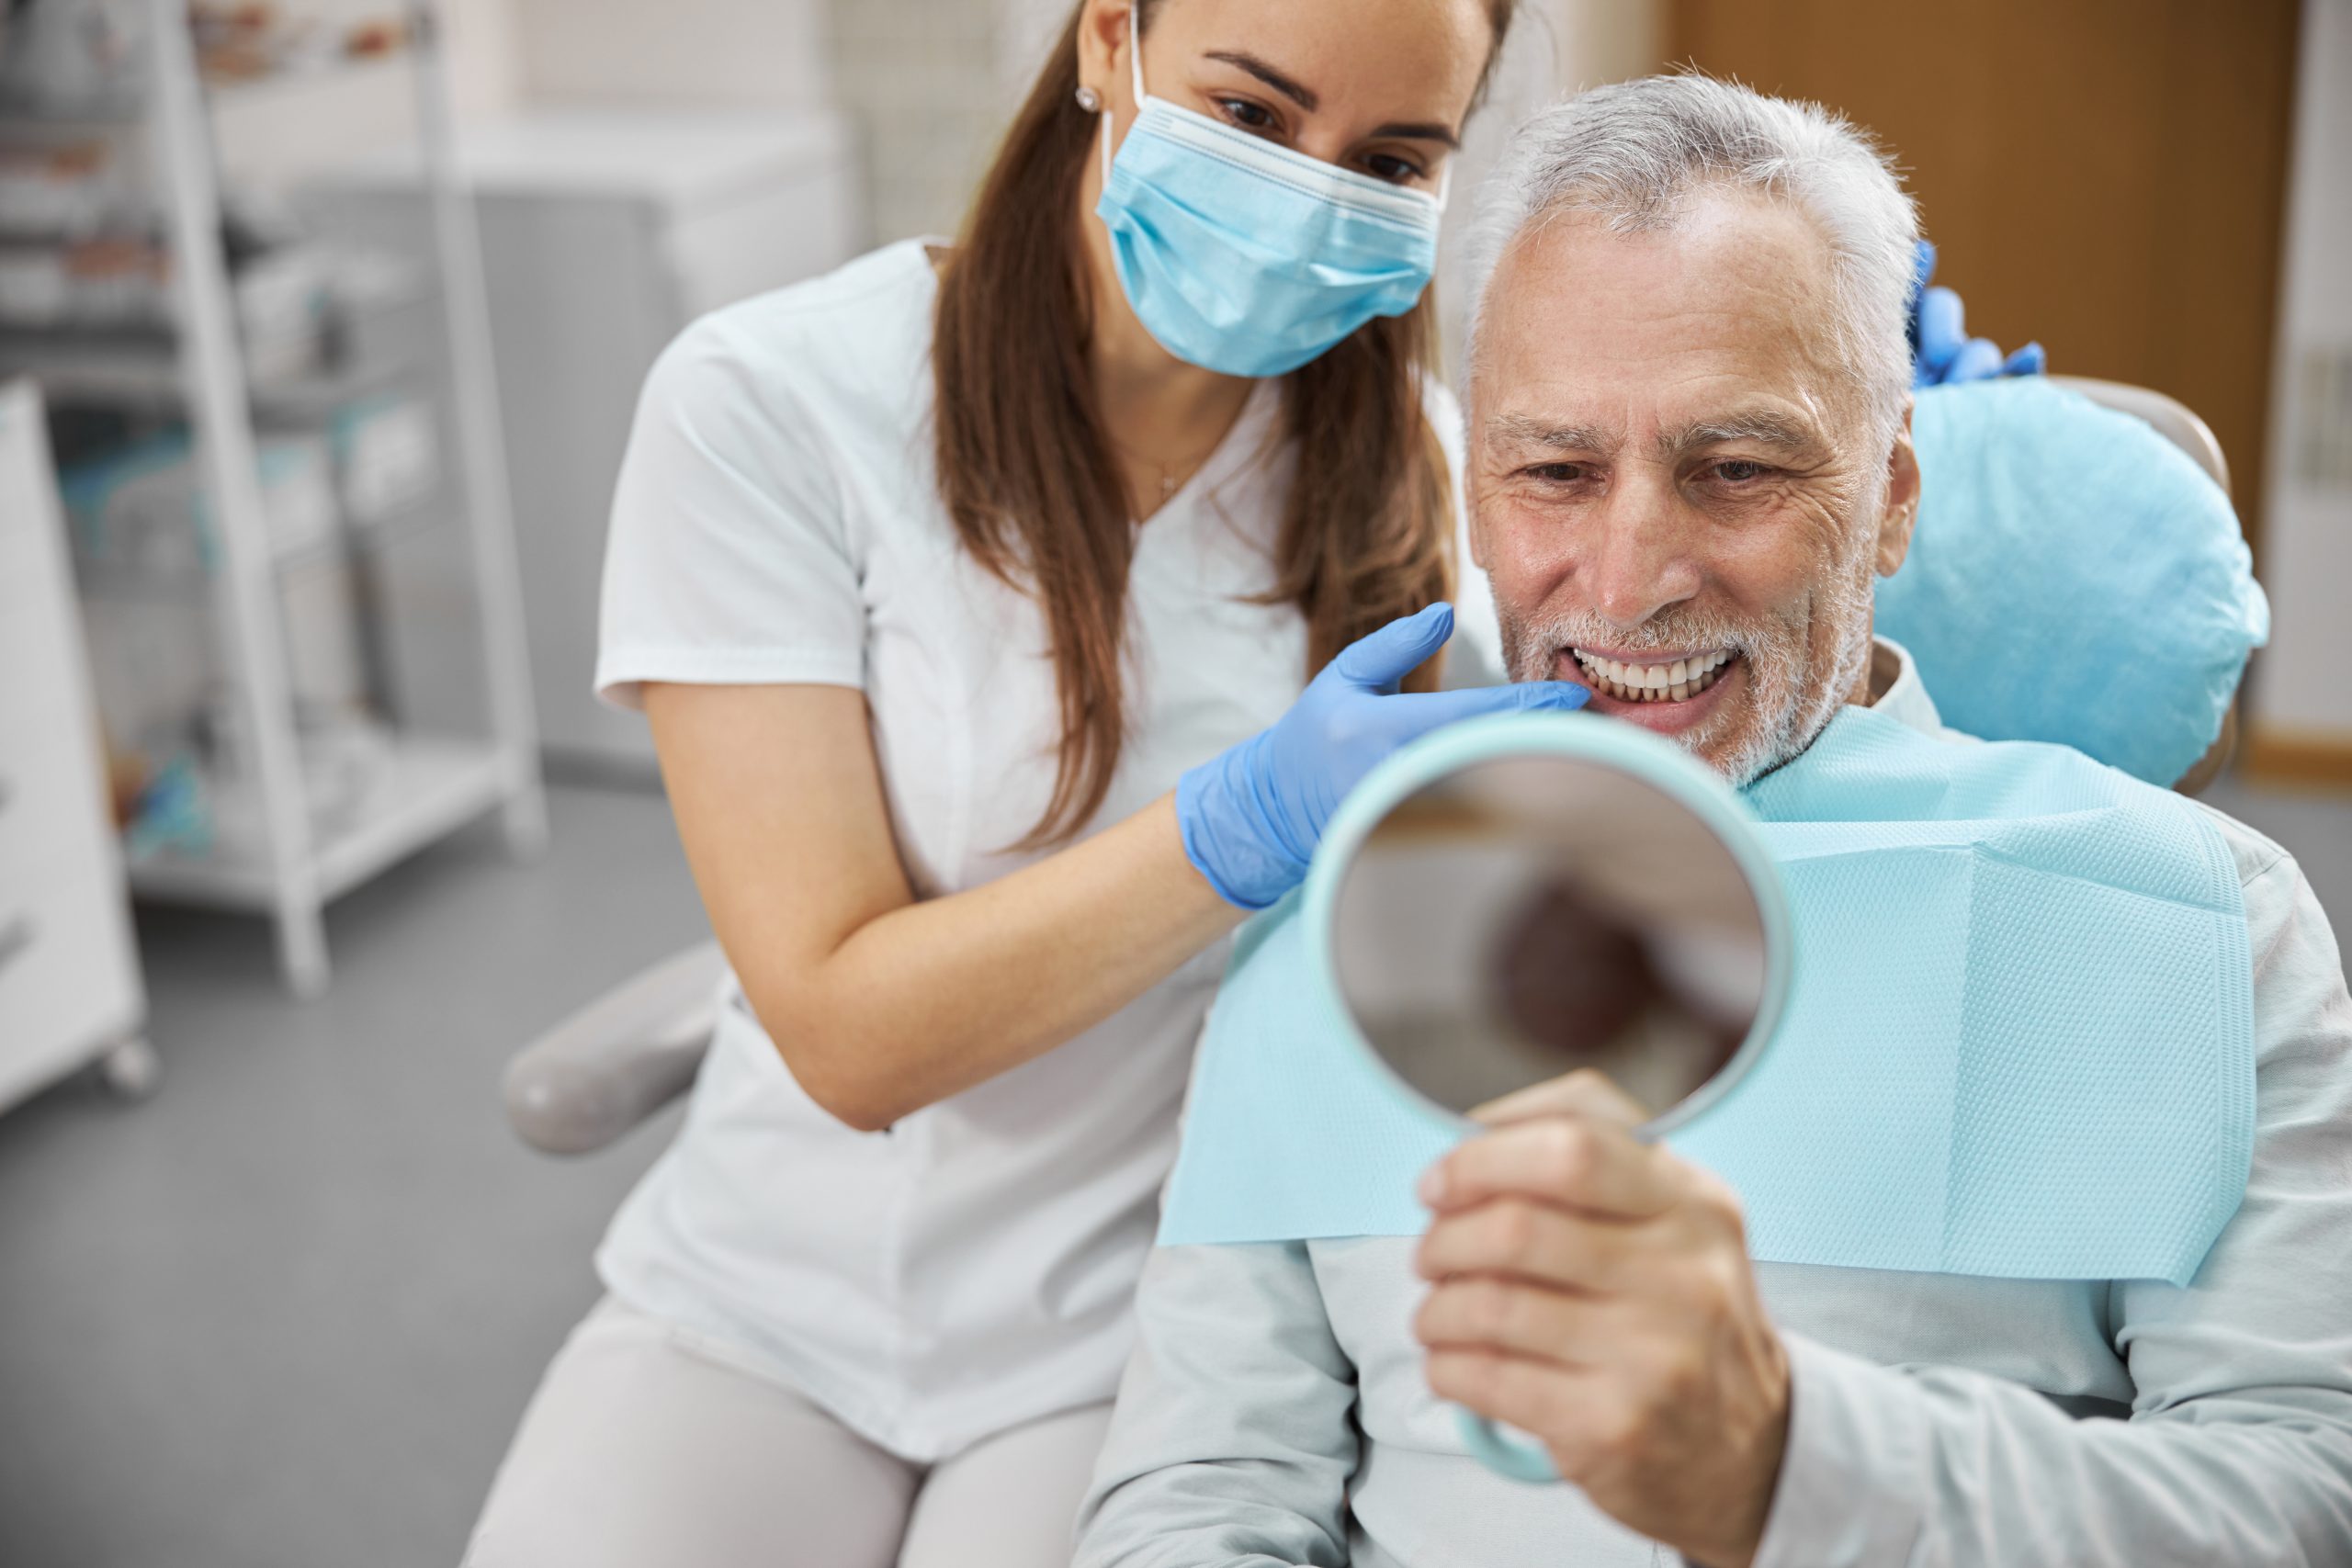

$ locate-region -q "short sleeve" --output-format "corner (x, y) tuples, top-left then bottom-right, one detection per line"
(594, 316), (866, 711)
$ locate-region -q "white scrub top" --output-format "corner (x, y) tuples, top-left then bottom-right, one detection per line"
(593, 238), (1460, 1460)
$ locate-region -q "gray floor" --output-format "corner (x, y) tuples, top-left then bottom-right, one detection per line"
(0, 770), (2345, 1568)
(0, 784), (708, 1568)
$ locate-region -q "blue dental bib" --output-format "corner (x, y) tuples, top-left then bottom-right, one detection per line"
(1158, 707), (2255, 1287)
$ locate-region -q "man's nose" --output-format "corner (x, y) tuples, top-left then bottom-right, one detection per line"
(1582, 474), (1702, 630)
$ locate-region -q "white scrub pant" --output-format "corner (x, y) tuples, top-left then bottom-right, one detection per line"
(464, 1297), (1114, 1568)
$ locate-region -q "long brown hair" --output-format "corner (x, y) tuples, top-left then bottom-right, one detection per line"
(934, 0), (1515, 847)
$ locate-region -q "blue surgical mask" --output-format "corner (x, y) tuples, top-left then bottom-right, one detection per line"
(1092, 15), (1446, 378)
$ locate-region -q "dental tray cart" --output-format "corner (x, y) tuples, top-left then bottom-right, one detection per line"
(0, 378), (153, 1109)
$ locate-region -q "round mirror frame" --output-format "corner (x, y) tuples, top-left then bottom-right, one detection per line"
(1303, 711), (1796, 1142)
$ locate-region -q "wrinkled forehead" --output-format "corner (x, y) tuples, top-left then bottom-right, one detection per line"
(1470, 191), (1861, 447)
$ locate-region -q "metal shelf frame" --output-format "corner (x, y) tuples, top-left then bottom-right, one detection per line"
(14, 0), (548, 995)
(0, 318), (428, 414)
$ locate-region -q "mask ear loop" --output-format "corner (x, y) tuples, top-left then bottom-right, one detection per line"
(1128, 4), (1148, 101)
(1102, 4), (1148, 190)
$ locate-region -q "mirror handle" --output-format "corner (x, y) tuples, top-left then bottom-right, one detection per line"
(1454, 1409), (1559, 1484)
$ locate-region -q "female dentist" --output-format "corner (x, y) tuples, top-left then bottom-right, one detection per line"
(466, 3), (2030, 1562)
(465, 7), (1560, 1562)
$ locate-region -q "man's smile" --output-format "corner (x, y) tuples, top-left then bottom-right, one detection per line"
(1559, 645), (1747, 735)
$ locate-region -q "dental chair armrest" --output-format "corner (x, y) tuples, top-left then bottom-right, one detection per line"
(504, 940), (729, 1156)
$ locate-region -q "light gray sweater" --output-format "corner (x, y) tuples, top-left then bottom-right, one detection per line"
(1076, 653), (2352, 1567)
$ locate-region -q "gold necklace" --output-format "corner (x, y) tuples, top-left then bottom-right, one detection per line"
(1108, 433), (1218, 504)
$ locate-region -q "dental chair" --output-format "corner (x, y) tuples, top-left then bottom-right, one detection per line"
(503, 377), (2249, 1157)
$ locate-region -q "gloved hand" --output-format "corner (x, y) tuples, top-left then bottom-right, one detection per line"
(1177, 603), (1590, 909)
(1910, 240), (2045, 387)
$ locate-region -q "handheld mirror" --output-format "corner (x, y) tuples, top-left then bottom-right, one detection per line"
(1304, 714), (1792, 1483)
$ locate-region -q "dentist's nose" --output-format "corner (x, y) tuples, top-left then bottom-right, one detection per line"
(1581, 476), (1702, 632)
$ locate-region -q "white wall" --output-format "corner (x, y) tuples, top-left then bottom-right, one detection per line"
(1434, 0), (1664, 376)
(2254, 0), (2352, 745)
(832, 0), (1029, 243)
(507, 0), (826, 108)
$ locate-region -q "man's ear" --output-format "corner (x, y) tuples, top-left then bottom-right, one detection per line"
(1874, 400), (1921, 579)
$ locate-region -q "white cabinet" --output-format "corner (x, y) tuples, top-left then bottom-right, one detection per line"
(0, 378), (150, 1110)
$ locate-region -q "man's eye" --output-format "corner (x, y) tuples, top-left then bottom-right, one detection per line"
(1216, 97), (1276, 133)
(1363, 152), (1426, 185)
(1713, 459), (1772, 483)
(1527, 462), (1589, 484)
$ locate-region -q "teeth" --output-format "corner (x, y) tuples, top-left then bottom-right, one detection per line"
(1568, 647), (1735, 705)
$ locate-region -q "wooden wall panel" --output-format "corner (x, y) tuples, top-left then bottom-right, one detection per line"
(1668, 0), (2301, 559)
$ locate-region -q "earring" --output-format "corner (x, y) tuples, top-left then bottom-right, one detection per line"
(1075, 85), (1102, 112)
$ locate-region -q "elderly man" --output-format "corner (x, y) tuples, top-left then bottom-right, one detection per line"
(1072, 75), (2352, 1568)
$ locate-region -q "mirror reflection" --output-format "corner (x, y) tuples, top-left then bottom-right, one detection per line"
(1330, 754), (1769, 1122)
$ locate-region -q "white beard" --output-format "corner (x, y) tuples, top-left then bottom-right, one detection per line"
(1498, 529), (1880, 788)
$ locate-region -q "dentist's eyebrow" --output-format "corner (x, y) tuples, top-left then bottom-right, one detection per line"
(1372, 120), (1462, 148)
(1204, 51), (1318, 112)
(1202, 51), (1460, 147)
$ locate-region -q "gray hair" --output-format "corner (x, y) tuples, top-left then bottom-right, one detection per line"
(1464, 73), (1920, 437)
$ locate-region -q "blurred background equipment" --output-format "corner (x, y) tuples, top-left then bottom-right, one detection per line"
(1, 0), (548, 996)
(306, 107), (859, 774)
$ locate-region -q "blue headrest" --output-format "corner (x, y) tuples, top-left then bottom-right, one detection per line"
(1881, 379), (2269, 785)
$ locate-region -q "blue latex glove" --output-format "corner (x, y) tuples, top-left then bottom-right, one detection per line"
(1910, 240), (2045, 387)
(1176, 603), (1590, 909)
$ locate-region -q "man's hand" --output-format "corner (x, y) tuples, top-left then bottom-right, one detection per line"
(1412, 1071), (1791, 1568)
